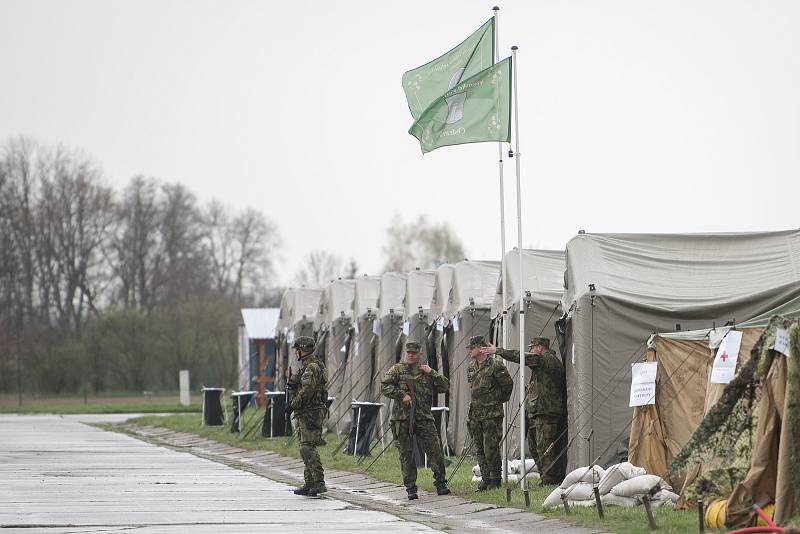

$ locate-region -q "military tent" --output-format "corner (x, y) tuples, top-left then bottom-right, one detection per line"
(443, 259), (501, 453)
(275, 287), (323, 390)
(349, 275), (381, 406)
(316, 279), (356, 434)
(368, 272), (405, 398)
(427, 264), (456, 400)
(561, 230), (800, 471)
(629, 297), (800, 493)
(492, 248), (566, 457)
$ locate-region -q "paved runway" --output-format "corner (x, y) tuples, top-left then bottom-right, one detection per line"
(0, 415), (440, 533)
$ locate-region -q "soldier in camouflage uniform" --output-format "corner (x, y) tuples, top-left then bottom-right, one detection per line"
(466, 335), (514, 491)
(482, 336), (567, 486)
(288, 336), (329, 496)
(381, 341), (451, 500)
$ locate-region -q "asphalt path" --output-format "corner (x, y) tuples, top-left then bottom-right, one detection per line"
(0, 414), (440, 533)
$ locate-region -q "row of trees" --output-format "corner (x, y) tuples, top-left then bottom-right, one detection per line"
(0, 138), (279, 395)
(0, 137), (467, 396)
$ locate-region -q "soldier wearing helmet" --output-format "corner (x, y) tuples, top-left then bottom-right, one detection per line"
(289, 336), (329, 496)
(482, 336), (567, 486)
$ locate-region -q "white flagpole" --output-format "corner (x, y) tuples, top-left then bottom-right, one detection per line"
(493, 5), (511, 489)
(511, 45), (528, 503)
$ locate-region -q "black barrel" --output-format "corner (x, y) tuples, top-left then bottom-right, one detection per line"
(202, 387), (225, 426)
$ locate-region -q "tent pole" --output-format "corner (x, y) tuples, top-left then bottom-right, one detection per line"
(493, 4), (511, 489)
(511, 45), (527, 499)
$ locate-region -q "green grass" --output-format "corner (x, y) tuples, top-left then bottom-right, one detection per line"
(125, 413), (715, 534)
(1, 402), (200, 414)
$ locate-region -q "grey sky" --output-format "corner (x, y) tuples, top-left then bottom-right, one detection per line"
(2, 0), (798, 285)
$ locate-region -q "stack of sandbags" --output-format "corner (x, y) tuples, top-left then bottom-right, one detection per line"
(542, 463), (681, 509)
(542, 465), (605, 508)
(597, 463), (679, 508)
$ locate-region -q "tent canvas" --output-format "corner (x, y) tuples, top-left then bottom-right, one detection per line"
(629, 302), (800, 492)
(492, 249), (565, 457)
(443, 260), (501, 452)
(427, 265), (455, 413)
(275, 288), (322, 389)
(373, 272), (408, 401)
(405, 269), (437, 364)
(562, 229), (800, 470)
(316, 279), (356, 434)
(349, 276), (381, 406)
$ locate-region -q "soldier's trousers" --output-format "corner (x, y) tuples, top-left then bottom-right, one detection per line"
(297, 409), (326, 485)
(392, 418), (447, 489)
(467, 415), (503, 483)
(527, 414), (567, 485)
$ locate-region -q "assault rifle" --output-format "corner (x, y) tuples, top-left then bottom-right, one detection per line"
(404, 378), (418, 455)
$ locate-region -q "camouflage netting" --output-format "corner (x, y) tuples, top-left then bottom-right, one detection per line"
(668, 317), (800, 526)
(788, 324), (800, 526)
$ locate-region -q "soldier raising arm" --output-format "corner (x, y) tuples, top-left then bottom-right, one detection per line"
(481, 337), (567, 486)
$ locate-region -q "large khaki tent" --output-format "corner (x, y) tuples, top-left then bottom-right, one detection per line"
(373, 272), (407, 402)
(275, 287), (323, 389)
(561, 230), (800, 470)
(316, 279), (356, 434)
(349, 276), (381, 406)
(405, 269), (437, 361)
(492, 249), (566, 456)
(629, 299), (800, 495)
(443, 259), (501, 453)
(427, 264), (456, 398)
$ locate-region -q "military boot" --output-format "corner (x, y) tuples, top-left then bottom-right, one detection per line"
(306, 481), (327, 496)
(436, 484), (451, 496)
(407, 486), (418, 500)
(474, 479), (491, 492)
(293, 483), (311, 495)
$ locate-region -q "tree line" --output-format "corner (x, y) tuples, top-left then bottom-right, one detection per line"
(0, 137), (279, 395)
(0, 136), (467, 396)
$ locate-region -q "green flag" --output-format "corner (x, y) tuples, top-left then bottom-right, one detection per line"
(409, 56), (511, 154)
(402, 18), (494, 121)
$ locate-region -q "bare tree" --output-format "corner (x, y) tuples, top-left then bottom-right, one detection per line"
(382, 214), (466, 272)
(203, 202), (280, 301)
(110, 176), (162, 312)
(294, 250), (344, 287)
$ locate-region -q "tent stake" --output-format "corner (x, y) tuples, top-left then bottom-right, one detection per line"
(642, 494), (657, 530)
(593, 486), (604, 519)
(697, 499), (704, 532)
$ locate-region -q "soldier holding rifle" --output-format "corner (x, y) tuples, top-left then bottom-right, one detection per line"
(381, 341), (450, 500)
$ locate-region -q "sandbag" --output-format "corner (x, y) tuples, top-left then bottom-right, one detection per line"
(601, 494), (639, 507)
(560, 465), (605, 488)
(472, 465), (481, 477)
(562, 482), (595, 501)
(610, 474), (672, 498)
(508, 458), (537, 474)
(651, 489), (679, 508)
(597, 462), (647, 494)
(542, 486), (597, 509)
(543, 486), (565, 508)
(471, 475), (481, 483)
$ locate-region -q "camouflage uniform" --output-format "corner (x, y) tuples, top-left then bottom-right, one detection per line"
(495, 337), (567, 485)
(381, 342), (450, 496)
(466, 335), (514, 489)
(289, 336), (329, 493)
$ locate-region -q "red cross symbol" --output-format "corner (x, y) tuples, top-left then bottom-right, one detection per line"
(720, 352), (729, 362)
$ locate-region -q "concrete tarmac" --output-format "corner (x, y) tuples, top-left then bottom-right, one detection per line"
(0, 415), (440, 533)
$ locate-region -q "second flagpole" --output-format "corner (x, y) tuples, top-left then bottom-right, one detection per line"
(492, 5), (512, 490)
(511, 44), (529, 505)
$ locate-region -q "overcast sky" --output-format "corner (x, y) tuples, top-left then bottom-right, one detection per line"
(2, 0), (798, 285)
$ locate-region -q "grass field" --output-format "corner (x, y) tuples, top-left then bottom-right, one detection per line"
(0, 393), (200, 414)
(126, 413), (718, 534)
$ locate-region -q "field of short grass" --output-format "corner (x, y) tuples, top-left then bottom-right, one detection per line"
(0, 393), (200, 414)
(126, 413), (714, 534)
